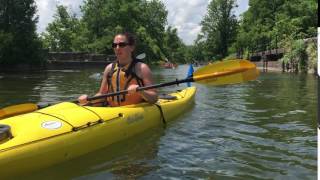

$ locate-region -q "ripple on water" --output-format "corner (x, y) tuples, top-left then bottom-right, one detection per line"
(288, 109), (307, 114)
(264, 121), (313, 131)
(47, 70), (81, 73)
(1, 66), (316, 180)
(89, 73), (102, 80)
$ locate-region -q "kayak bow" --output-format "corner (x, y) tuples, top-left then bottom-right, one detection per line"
(0, 87), (196, 177)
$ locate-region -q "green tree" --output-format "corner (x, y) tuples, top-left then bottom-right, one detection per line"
(0, 0), (43, 66)
(162, 26), (185, 63)
(193, 36), (211, 62)
(281, 38), (309, 73)
(41, 5), (81, 52)
(306, 40), (317, 73)
(40, 0), (188, 63)
(235, 0), (317, 53)
(200, 0), (238, 60)
(80, 0), (171, 62)
(234, 0), (317, 72)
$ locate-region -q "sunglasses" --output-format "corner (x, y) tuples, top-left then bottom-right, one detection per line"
(112, 42), (129, 48)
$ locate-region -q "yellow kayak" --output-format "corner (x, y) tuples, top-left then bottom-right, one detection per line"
(0, 87), (196, 177)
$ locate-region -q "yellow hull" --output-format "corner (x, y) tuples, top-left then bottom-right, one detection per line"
(0, 87), (196, 177)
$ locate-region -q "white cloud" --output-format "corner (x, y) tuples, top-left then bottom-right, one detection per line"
(235, 0), (249, 17)
(35, 0), (248, 45)
(161, 0), (209, 45)
(162, 0), (249, 45)
(35, 0), (83, 33)
(35, 0), (57, 33)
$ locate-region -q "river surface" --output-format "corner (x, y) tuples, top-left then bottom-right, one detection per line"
(0, 65), (317, 180)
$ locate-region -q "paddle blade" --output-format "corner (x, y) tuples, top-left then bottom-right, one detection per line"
(193, 59), (259, 85)
(0, 103), (38, 119)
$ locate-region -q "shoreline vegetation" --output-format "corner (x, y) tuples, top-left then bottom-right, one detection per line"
(0, 0), (317, 74)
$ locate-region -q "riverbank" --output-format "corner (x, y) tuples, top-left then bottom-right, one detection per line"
(0, 52), (115, 72)
(253, 61), (282, 72)
(253, 60), (317, 74)
(46, 52), (114, 69)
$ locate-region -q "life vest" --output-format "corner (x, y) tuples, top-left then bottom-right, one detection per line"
(106, 59), (145, 106)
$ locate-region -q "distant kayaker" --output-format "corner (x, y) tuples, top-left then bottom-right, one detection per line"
(78, 32), (158, 106)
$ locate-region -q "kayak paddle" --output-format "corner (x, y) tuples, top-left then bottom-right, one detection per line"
(86, 59), (258, 101)
(0, 59), (259, 119)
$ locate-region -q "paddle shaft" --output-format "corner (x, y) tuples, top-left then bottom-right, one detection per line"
(84, 78), (192, 102)
(83, 66), (249, 102)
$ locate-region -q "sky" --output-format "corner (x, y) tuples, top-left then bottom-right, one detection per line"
(35, 0), (249, 45)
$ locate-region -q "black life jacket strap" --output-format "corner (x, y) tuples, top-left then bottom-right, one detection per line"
(115, 67), (121, 105)
(121, 59), (144, 101)
(154, 104), (166, 128)
(107, 62), (117, 101)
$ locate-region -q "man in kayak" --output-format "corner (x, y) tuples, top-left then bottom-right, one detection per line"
(78, 32), (158, 106)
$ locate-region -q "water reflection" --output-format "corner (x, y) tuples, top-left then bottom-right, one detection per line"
(0, 72), (49, 107)
(24, 128), (164, 180)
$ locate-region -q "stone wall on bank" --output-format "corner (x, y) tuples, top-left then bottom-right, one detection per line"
(253, 61), (282, 71)
(46, 52), (116, 69)
(47, 52), (115, 62)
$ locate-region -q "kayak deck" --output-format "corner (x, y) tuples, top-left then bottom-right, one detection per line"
(0, 87), (196, 177)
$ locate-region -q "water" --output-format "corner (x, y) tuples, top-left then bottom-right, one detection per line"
(0, 65), (317, 179)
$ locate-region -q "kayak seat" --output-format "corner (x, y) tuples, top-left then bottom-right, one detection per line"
(0, 124), (12, 143)
(159, 94), (177, 100)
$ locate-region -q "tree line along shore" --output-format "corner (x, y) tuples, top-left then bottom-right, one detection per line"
(0, 0), (317, 73)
